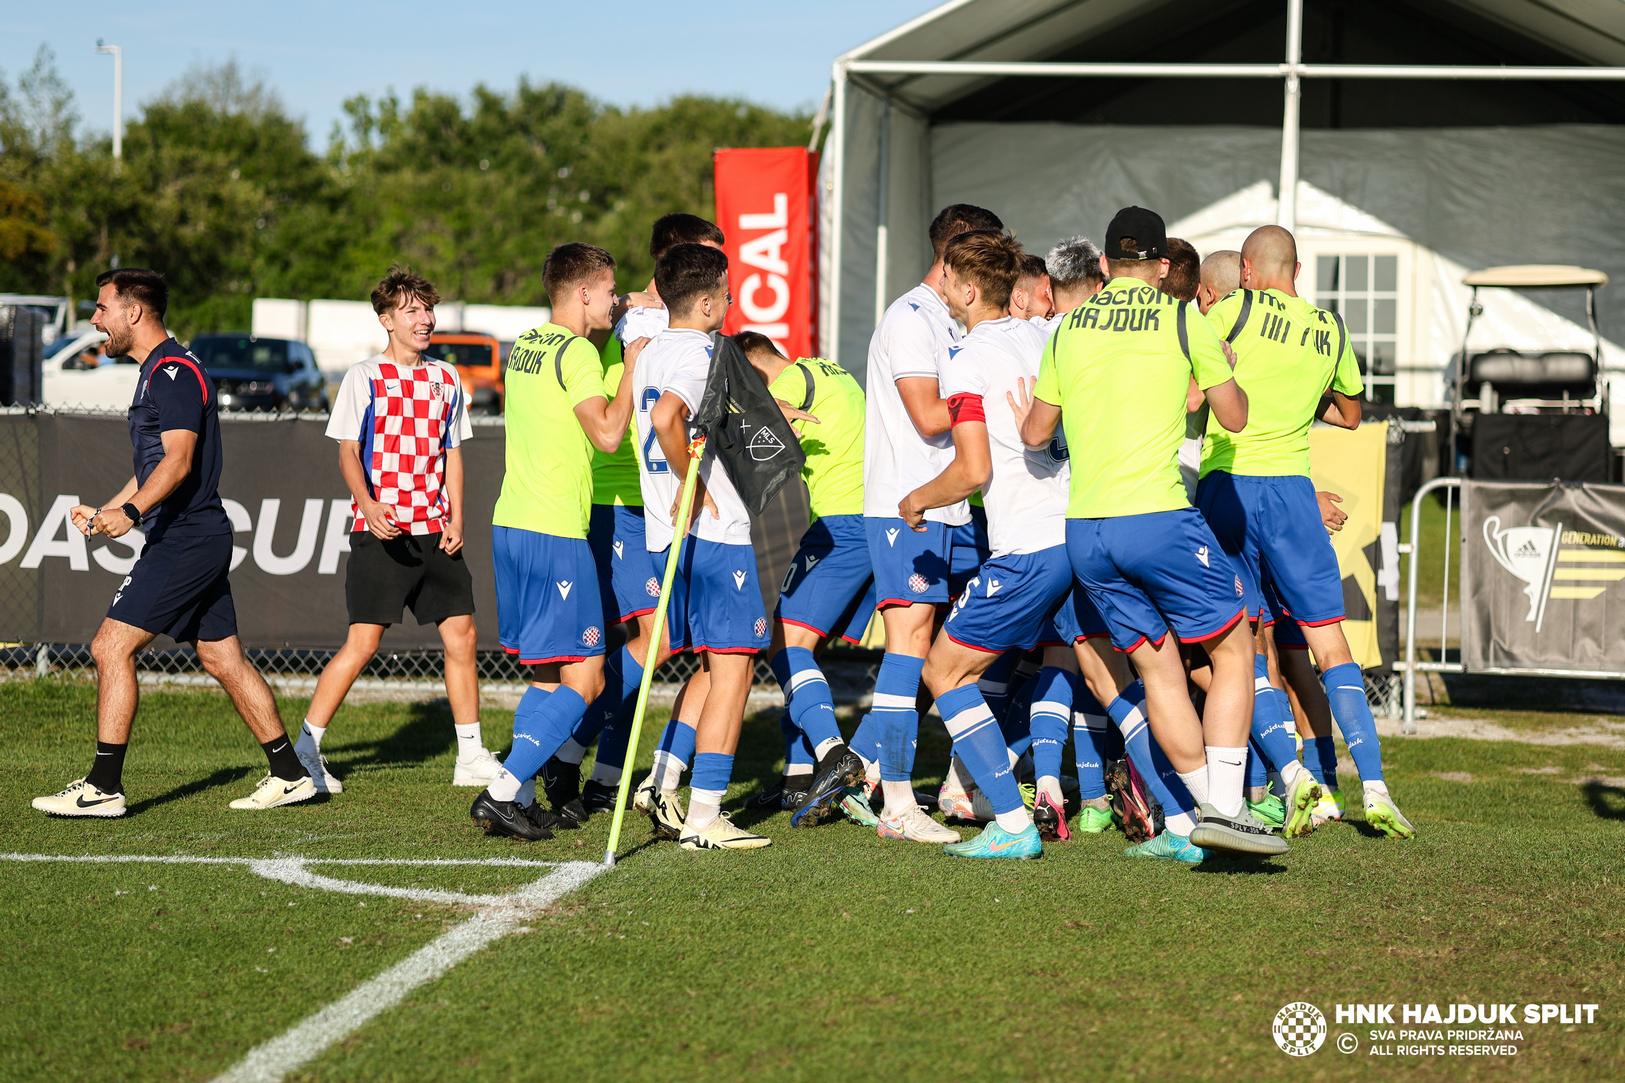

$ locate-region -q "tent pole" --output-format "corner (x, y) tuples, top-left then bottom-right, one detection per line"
(1277, 0), (1303, 232)
(828, 62), (848, 369)
(875, 103), (891, 330)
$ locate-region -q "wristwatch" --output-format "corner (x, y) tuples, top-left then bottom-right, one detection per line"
(121, 503), (141, 525)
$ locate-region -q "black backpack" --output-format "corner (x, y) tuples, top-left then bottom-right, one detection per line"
(691, 332), (807, 515)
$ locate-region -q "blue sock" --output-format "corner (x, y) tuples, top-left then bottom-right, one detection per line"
(573, 647), (644, 770)
(1323, 661), (1383, 783)
(976, 650), (1022, 722)
(1246, 738), (1269, 789)
(651, 717), (697, 788)
(504, 687), (589, 786)
(771, 647), (842, 752)
(1106, 681), (1196, 820)
(849, 710), (883, 769)
(1028, 666), (1073, 783)
(690, 750), (734, 793)
(874, 653), (924, 783)
(1250, 654), (1300, 774)
(1071, 686), (1110, 801)
(1305, 736), (1340, 791)
(999, 701), (1033, 756)
(936, 684), (1025, 816)
(509, 685), (552, 754)
(780, 711), (816, 773)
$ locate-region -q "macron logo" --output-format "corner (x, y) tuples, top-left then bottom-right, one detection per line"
(162, 365), (180, 380)
(805, 555), (819, 569)
(557, 581), (573, 600)
(1196, 546), (1210, 568)
(612, 541), (624, 560)
(986, 579), (1002, 597)
(885, 528), (900, 547)
(733, 570), (748, 590)
(948, 347), (963, 360)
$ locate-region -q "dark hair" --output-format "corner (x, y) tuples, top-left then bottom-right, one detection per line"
(943, 230), (1024, 310)
(650, 213), (725, 260)
(543, 242), (617, 301)
(928, 203), (1004, 262)
(1161, 238), (1200, 302)
(1019, 253), (1048, 280)
(654, 244), (729, 314)
(370, 265), (441, 315)
(733, 330), (784, 361)
(95, 268), (170, 321)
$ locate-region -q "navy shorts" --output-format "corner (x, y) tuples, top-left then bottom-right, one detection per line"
(109, 531), (237, 643)
(657, 537), (770, 654)
(588, 503), (662, 627)
(776, 514), (876, 642)
(942, 545), (1073, 654)
(1066, 509), (1248, 652)
(1195, 471), (1345, 626)
(949, 506), (991, 599)
(865, 516), (952, 607)
(493, 526), (606, 665)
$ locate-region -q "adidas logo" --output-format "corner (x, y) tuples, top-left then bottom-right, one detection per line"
(557, 581), (573, 600)
(1515, 540), (1541, 558)
(1196, 546), (1210, 568)
(733, 570), (747, 590)
(885, 528), (900, 547)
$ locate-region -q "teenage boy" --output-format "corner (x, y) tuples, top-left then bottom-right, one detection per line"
(466, 243), (648, 839)
(634, 243), (772, 851)
(293, 268), (488, 793)
(35, 268), (314, 817)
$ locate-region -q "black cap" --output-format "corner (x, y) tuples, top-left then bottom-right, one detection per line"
(1103, 206), (1167, 261)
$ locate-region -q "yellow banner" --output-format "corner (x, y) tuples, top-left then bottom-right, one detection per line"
(1308, 421), (1388, 669)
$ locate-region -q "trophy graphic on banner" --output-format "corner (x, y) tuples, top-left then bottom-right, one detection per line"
(1482, 515), (1561, 627)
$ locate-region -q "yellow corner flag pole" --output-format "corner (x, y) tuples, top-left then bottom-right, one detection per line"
(603, 435), (706, 866)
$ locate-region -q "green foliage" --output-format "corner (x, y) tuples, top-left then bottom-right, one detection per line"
(0, 53), (812, 338)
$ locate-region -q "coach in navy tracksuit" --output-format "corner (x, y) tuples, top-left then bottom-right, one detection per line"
(30, 268), (314, 819)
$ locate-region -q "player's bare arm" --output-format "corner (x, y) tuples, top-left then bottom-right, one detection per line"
(897, 375), (951, 438)
(575, 336), (651, 452)
(83, 428), (197, 538)
(1018, 393), (1063, 449)
(1205, 378), (1249, 433)
(1318, 389), (1361, 429)
(439, 445), (465, 554)
(338, 438), (401, 539)
(1319, 490), (1347, 532)
(772, 398), (820, 426)
(71, 476), (137, 536)
(900, 418), (990, 532)
(652, 390), (718, 522)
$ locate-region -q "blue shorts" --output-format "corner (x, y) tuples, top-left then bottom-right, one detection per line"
(1066, 509), (1248, 652)
(865, 516), (951, 607)
(942, 546), (1073, 654)
(109, 530), (237, 643)
(776, 514), (876, 642)
(657, 537), (770, 654)
(493, 526), (606, 664)
(1048, 588), (1111, 645)
(1195, 471), (1345, 626)
(949, 506), (991, 598)
(1260, 571), (1309, 648)
(588, 503), (662, 626)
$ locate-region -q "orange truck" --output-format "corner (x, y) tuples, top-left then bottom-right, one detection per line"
(426, 332), (504, 414)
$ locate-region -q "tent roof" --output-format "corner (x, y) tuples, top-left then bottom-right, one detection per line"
(842, 0), (1625, 113)
(1462, 265), (1609, 287)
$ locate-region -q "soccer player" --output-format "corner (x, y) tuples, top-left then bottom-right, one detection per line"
(857, 203), (1003, 845)
(1162, 238), (1201, 305)
(547, 215), (726, 821)
(292, 268), (492, 795)
(1197, 224), (1414, 838)
(35, 268), (314, 817)
(1008, 253), (1054, 321)
(731, 332), (872, 826)
(634, 243), (773, 851)
(467, 243), (646, 840)
(1020, 206), (1289, 861)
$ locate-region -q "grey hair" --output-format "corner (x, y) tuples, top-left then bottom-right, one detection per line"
(1046, 236), (1105, 292)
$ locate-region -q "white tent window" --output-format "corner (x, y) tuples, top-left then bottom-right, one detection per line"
(1314, 253), (1402, 403)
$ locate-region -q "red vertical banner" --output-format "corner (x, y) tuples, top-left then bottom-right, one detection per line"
(713, 147), (819, 361)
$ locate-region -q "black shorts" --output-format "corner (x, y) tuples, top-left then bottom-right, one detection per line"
(109, 531), (238, 643)
(345, 530), (476, 627)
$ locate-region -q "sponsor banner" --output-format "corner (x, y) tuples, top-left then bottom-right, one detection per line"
(1307, 422), (1389, 669)
(714, 146), (819, 362)
(1462, 479), (1625, 673)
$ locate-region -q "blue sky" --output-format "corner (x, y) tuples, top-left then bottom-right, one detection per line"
(3, 1), (935, 143)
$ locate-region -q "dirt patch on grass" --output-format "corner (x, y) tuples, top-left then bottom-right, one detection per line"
(1377, 714), (1625, 748)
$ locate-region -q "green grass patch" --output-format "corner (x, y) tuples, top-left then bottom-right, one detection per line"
(1400, 492), (1463, 611)
(2, 679), (1623, 1081)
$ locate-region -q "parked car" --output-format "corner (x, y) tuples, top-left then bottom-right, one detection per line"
(187, 333), (330, 412)
(41, 328), (141, 410)
(425, 332), (503, 414)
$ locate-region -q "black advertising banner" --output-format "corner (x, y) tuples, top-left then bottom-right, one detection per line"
(0, 413), (803, 652)
(1462, 479), (1625, 674)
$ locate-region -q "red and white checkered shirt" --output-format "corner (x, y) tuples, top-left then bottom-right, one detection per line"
(326, 355), (473, 535)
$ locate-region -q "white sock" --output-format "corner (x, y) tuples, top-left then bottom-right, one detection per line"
(1166, 809), (1198, 835)
(589, 761), (622, 786)
(944, 755), (976, 796)
(881, 778), (915, 815)
(554, 738), (587, 766)
(688, 787), (724, 830)
(454, 723), (485, 762)
(1280, 758), (1311, 792)
(861, 757), (881, 785)
(1178, 766), (1211, 809)
(1363, 779), (1390, 801)
(785, 767), (813, 784)
(1205, 745), (1247, 817)
(1037, 774), (1064, 805)
(651, 749), (685, 791)
(487, 768), (522, 803)
(813, 736), (842, 762)
(994, 807), (1032, 833)
(295, 720), (325, 754)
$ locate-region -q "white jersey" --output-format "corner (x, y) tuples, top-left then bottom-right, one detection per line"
(862, 283), (970, 526)
(616, 303), (669, 344)
(938, 317), (1067, 557)
(633, 327), (752, 550)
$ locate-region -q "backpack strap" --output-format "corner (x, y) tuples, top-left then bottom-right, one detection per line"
(794, 361), (816, 411)
(1226, 290), (1254, 343)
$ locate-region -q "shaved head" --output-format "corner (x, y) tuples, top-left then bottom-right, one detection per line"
(1200, 250), (1241, 296)
(1240, 225), (1299, 288)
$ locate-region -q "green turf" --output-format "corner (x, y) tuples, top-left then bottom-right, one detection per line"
(1400, 492), (1463, 611)
(2, 678), (1624, 1082)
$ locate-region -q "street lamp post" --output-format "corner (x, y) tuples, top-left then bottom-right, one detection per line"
(94, 40), (122, 161)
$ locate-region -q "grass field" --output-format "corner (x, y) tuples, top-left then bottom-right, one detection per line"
(3, 678), (1624, 1082)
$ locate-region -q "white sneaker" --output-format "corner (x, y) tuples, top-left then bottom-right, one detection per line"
(632, 773), (659, 813)
(297, 749), (343, 794)
(229, 772), (317, 810)
(32, 778), (126, 818)
(680, 813), (772, 851)
(878, 804), (961, 844)
(646, 786), (687, 840)
(453, 749), (503, 787)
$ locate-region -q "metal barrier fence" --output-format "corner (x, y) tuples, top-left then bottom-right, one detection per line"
(1399, 476), (1461, 734)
